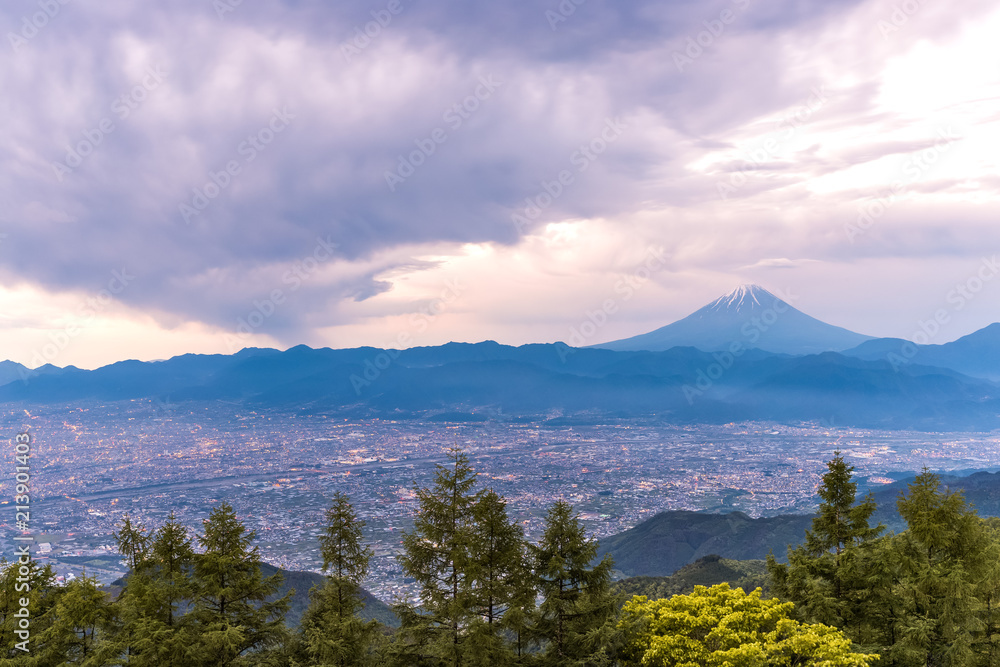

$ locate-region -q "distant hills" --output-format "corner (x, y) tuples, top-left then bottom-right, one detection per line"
(0, 284), (998, 430)
(0, 359), (72, 386)
(0, 338), (998, 430)
(842, 323), (1000, 381)
(866, 469), (1000, 530)
(610, 555), (770, 600)
(597, 470), (1000, 578)
(258, 563), (398, 628)
(596, 510), (813, 578)
(595, 284), (874, 355)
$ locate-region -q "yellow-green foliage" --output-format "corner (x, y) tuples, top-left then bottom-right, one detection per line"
(619, 583), (878, 667)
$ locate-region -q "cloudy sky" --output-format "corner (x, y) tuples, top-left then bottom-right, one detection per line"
(3, 0), (999, 369)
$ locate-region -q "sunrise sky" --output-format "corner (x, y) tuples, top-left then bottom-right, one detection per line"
(3, 0), (999, 368)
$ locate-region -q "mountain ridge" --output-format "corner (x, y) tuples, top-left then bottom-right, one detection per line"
(0, 339), (998, 430)
(842, 322), (1000, 380)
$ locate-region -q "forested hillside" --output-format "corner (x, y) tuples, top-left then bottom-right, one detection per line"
(611, 555), (770, 600)
(597, 510), (813, 576)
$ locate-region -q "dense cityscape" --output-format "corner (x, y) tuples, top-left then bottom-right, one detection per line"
(3, 400), (998, 603)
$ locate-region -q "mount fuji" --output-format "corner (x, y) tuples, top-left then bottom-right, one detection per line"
(594, 284), (874, 355)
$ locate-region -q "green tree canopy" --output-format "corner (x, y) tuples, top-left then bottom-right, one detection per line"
(191, 501), (290, 667)
(466, 488), (534, 667)
(887, 469), (1000, 667)
(395, 448), (482, 666)
(36, 574), (114, 666)
(532, 499), (618, 667)
(620, 583), (878, 667)
(769, 452), (882, 630)
(0, 558), (64, 664)
(300, 491), (381, 667)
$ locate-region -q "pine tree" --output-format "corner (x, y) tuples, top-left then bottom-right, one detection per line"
(109, 512), (198, 666)
(114, 514), (151, 575)
(768, 452), (882, 631)
(110, 513), (150, 664)
(466, 488), (534, 667)
(890, 469), (995, 667)
(191, 502), (291, 667)
(976, 518), (1000, 666)
(807, 452), (882, 556)
(847, 531), (908, 657)
(531, 500), (618, 667)
(150, 514), (197, 630)
(300, 491), (380, 667)
(395, 448), (481, 667)
(36, 573), (114, 665)
(0, 558), (62, 664)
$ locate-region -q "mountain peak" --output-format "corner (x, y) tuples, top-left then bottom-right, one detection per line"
(593, 284), (873, 355)
(706, 284), (781, 314)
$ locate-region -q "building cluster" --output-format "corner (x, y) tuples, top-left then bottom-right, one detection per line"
(2, 402), (998, 601)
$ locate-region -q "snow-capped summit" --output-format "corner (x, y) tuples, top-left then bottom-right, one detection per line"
(594, 285), (873, 355)
(705, 284), (773, 314)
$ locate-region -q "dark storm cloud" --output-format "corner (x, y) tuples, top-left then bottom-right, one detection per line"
(0, 0), (914, 341)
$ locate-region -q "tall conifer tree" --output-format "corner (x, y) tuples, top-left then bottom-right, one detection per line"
(0, 559), (61, 664)
(114, 514), (150, 575)
(110, 513), (151, 664)
(37, 574), (113, 665)
(890, 470), (995, 667)
(396, 448), (481, 666)
(768, 452), (882, 630)
(300, 491), (380, 666)
(110, 512), (198, 666)
(532, 500), (618, 667)
(191, 502), (290, 667)
(467, 488), (534, 667)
